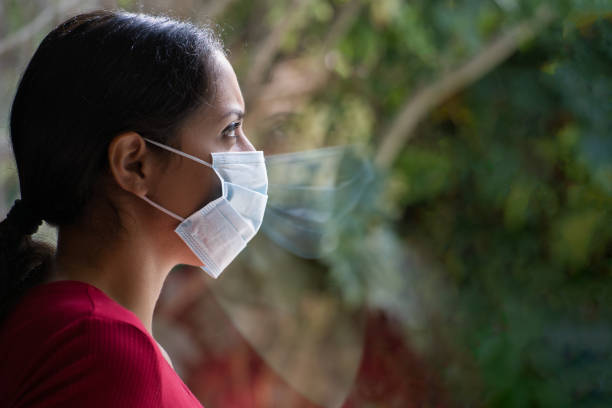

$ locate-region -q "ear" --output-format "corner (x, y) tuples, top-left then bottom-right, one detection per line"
(108, 132), (152, 196)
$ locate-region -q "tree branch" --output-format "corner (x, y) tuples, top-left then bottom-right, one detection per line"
(374, 5), (556, 167)
(198, 0), (238, 20)
(244, 0), (314, 102)
(244, 0), (362, 141)
(322, 0), (364, 50)
(98, 0), (118, 8)
(0, 0), (84, 57)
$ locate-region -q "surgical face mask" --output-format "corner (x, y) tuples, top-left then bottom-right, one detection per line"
(141, 138), (268, 278)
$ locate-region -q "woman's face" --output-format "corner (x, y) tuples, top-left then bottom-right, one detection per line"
(146, 52), (254, 267)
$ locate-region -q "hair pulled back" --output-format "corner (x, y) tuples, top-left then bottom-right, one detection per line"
(0, 10), (224, 321)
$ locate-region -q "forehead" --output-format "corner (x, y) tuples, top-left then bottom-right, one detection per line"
(209, 53), (244, 118)
(174, 53), (244, 141)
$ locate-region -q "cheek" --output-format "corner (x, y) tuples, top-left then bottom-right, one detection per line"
(154, 162), (221, 218)
(197, 170), (223, 210)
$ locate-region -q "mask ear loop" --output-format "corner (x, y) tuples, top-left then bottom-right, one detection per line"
(140, 195), (185, 222)
(140, 138), (217, 222)
(143, 138), (213, 168)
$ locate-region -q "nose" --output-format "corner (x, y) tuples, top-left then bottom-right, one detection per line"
(239, 133), (256, 152)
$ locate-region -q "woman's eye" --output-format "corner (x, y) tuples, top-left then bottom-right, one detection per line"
(222, 121), (241, 138)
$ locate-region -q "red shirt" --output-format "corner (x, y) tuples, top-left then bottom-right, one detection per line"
(0, 280), (204, 408)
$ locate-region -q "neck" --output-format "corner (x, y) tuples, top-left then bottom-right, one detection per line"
(47, 224), (174, 334)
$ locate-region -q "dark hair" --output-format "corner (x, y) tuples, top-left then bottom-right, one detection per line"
(0, 10), (224, 321)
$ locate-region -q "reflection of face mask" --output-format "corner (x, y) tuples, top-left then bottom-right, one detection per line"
(263, 146), (373, 258)
(141, 138), (268, 278)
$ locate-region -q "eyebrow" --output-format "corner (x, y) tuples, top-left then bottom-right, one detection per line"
(221, 109), (244, 120)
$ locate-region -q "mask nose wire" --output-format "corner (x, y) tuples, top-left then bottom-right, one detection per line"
(140, 137), (216, 222)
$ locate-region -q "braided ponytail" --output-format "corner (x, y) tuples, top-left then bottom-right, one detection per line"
(0, 200), (53, 321)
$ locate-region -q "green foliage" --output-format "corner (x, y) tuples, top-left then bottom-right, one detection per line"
(393, 18), (612, 407)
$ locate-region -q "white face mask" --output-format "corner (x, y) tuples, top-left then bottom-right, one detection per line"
(141, 138), (268, 278)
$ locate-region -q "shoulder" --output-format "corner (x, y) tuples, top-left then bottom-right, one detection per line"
(1, 280), (149, 354)
(78, 315), (164, 399)
(0, 282), (164, 407)
(80, 315), (162, 372)
(22, 316), (163, 407)
(52, 282), (164, 402)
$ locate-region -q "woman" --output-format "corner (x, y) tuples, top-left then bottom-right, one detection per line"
(0, 9), (266, 407)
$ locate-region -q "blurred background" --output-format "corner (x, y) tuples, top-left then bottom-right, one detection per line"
(1, 0), (611, 407)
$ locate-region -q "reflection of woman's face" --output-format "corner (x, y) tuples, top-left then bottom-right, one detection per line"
(146, 52), (254, 267)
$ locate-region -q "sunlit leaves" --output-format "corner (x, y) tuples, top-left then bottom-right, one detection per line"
(395, 147), (455, 206)
(550, 209), (606, 271)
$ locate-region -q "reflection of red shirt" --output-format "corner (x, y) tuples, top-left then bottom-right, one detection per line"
(167, 281), (448, 408)
(0, 281), (203, 408)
